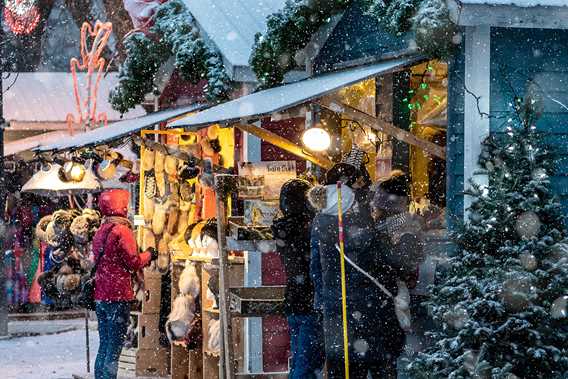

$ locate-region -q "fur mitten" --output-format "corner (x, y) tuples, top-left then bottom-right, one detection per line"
(141, 147), (155, 171)
(152, 199), (168, 236)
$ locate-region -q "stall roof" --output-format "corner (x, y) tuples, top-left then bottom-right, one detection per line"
(3, 72), (145, 123)
(169, 56), (419, 129)
(38, 103), (206, 152)
(456, 0), (566, 5)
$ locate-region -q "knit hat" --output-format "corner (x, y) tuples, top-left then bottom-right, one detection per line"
(372, 171), (410, 214)
(279, 179), (312, 216)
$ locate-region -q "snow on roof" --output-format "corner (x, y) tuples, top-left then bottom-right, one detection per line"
(169, 57), (418, 129)
(182, 0), (286, 69)
(3, 72), (145, 123)
(457, 0), (568, 6)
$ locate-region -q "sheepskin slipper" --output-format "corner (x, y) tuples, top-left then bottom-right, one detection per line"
(178, 260), (200, 298)
(166, 203), (179, 235)
(143, 196), (155, 224)
(165, 155), (178, 177)
(141, 147), (155, 172)
(152, 199), (168, 236)
(154, 149), (165, 173)
(157, 236), (170, 273)
(155, 170), (167, 198)
(142, 227), (156, 251)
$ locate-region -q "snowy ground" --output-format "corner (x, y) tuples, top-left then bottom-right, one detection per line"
(0, 320), (98, 379)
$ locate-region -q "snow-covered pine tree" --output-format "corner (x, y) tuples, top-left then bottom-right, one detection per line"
(406, 105), (568, 378)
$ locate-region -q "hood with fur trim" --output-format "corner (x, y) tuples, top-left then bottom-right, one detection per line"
(307, 184), (355, 216)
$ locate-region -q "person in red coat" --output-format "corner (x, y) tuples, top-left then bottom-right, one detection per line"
(93, 189), (157, 379)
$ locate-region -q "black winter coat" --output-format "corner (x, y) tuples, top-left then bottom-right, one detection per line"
(272, 213), (316, 315)
(310, 208), (407, 362)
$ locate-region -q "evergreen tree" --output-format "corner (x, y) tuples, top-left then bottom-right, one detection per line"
(407, 109), (568, 378)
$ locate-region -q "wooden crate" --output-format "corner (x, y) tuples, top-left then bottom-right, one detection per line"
(118, 348), (137, 375)
(142, 272), (162, 314)
(136, 347), (170, 377)
(138, 313), (162, 350)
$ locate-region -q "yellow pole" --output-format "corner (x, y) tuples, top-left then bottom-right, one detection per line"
(336, 182), (350, 378)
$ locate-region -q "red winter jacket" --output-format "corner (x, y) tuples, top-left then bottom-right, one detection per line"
(93, 189), (151, 302)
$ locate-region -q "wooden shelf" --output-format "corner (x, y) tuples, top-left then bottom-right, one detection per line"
(235, 372), (288, 379)
(227, 238), (276, 253)
(204, 349), (220, 358)
(204, 307), (220, 314)
(229, 286), (285, 317)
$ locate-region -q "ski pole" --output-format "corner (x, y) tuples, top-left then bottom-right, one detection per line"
(336, 181), (350, 379)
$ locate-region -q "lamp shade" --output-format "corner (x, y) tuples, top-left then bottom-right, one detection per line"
(22, 163), (102, 196)
(302, 127), (331, 152)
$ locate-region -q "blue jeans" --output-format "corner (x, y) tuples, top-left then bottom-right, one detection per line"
(95, 301), (130, 379)
(287, 314), (325, 379)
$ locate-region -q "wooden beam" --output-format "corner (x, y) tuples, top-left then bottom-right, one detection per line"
(233, 123), (334, 169)
(317, 96), (446, 160)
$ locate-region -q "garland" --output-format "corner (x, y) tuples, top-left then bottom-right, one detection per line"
(110, 0), (231, 114)
(250, 0), (353, 89)
(250, 0), (457, 89)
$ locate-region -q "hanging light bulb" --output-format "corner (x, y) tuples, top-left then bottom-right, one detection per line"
(60, 161), (86, 182)
(302, 127), (331, 152)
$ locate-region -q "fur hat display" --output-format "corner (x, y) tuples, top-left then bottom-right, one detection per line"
(35, 215), (52, 243)
(70, 209), (101, 245)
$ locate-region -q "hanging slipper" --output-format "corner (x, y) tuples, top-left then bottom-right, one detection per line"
(142, 227), (156, 251)
(179, 260), (200, 298)
(141, 147), (155, 172)
(169, 181), (180, 202)
(177, 200), (191, 235)
(157, 236), (170, 273)
(155, 170), (167, 198)
(143, 196), (155, 224)
(166, 200), (179, 235)
(154, 149), (165, 173)
(152, 198), (168, 236)
(144, 169), (157, 199)
(165, 155), (178, 178)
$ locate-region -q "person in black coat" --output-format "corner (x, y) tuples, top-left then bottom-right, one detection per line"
(309, 182), (411, 379)
(271, 179), (324, 379)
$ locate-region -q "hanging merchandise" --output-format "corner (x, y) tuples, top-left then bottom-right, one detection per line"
(152, 198), (168, 236)
(207, 319), (221, 353)
(178, 260), (200, 299)
(165, 294), (196, 343)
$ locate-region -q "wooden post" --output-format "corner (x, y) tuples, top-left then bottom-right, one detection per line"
(233, 123), (334, 169)
(214, 174), (237, 379)
(317, 96), (447, 160)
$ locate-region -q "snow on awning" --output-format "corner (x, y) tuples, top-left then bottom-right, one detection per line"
(38, 103), (206, 152)
(169, 57), (419, 129)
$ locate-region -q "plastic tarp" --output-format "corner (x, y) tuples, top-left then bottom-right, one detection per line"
(169, 57), (418, 129)
(38, 103), (206, 152)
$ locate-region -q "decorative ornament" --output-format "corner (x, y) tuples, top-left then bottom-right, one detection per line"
(67, 21), (113, 135)
(515, 211), (541, 239)
(501, 276), (534, 312)
(4, 0), (41, 35)
(519, 252), (538, 271)
(443, 304), (469, 329)
(550, 295), (567, 319)
(532, 168), (548, 182)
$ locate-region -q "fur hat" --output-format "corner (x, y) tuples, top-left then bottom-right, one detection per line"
(70, 209), (101, 245)
(372, 171), (411, 214)
(36, 215), (52, 243)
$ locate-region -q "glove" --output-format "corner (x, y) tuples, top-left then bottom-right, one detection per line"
(147, 247), (159, 261)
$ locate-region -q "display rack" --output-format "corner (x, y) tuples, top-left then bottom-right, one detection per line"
(214, 175), (288, 379)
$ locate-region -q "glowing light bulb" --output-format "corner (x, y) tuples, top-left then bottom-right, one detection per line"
(302, 127), (331, 152)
